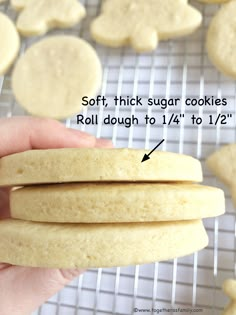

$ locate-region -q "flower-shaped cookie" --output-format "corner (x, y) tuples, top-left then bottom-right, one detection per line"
(222, 279), (236, 315)
(91, 0), (202, 52)
(16, 0), (86, 37)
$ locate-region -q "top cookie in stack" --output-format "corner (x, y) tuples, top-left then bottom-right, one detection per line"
(0, 148), (225, 269)
(0, 148), (202, 185)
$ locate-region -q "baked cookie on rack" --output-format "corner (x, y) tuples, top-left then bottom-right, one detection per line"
(207, 0), (236, 78)
(91, 0), (202, 52)
(207, 144), (236, 206)
(16, 0), (86, 36)
(222, 279), (236, 315)
(12, 36), (102, 119)
(0, 12), (20, 75)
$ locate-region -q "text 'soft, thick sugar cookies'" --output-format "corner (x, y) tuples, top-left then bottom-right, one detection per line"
(0, 12), (20, 75)
(222, 279), (236, 315)
(10, 183), (225, 223)
(0, 148), (203, 186)
(11, 0), (28, 10)
(12, 36), (102, 119)
(91, 0), (202, 52)
(0, 219), (208, 268)
(207, 1), (236, 79)
(16, 0), (86, 37)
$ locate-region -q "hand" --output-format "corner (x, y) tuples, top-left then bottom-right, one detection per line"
(0, 117), (112, 315)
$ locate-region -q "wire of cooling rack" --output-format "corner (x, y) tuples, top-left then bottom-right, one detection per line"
(1, 1), (236, 315)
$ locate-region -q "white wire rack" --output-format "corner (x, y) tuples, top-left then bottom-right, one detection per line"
(0, 1), (236, 314)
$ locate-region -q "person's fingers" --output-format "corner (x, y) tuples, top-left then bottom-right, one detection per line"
(0, 263), (11, 270)
(0, 117), (96, 157)
(0, 117), (111, 157)
(95, 138), (113, 147)
(0, 266), (85, 315)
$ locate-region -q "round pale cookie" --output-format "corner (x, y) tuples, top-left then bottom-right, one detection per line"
(10, 183), (225, 223)
(0, 219), (208, 268)
(91, 0), (202, 52)
(12, 36), (102, 119)
(16, 0), (86, 37)
(207, 1), (236, 78)
(0, 12), (20, 75)
(0, 148), (203, 186)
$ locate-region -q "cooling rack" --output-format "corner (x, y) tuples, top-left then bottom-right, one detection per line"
(0, 1), (236, 314)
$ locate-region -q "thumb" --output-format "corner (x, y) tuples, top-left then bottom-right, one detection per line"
(0, 265), (84, 315)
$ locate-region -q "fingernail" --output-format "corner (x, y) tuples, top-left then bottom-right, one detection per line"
(95, 138), (113, 148)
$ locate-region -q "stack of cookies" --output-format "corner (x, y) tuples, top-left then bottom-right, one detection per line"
(0, 148), (225, 268)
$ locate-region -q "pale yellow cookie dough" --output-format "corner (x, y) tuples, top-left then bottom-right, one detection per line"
(0, 219), (208, 268)
(10, 183), (225, 223)
(16, 0), (86, 37)
(0, 12), (20, 75)
(222, 279), (236, 315)
(207, 1), (236, 78)
(12, 36), (102, 119)
(91, 0), (202, 52)
(0, 148), (203, 186)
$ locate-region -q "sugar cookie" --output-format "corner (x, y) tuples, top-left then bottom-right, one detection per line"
(207, 144), (236, 206)
(91, 0), (202, 52)
(207, 1), (236, 78)
(0, 12), (20, 75)
(206, 144), (236, 187)
(10, 183), (225, 223)
(0, 219), (208, 268)
(222, 279), (236, 315)
(12, 36), (102, 119)
(0, 148), (203, 186)
(16, 0), (86, 37)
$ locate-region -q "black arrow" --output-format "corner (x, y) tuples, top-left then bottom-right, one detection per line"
(141, 139), (165, 163)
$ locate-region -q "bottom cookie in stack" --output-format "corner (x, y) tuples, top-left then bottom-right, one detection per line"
(0, 219), (208, 268)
